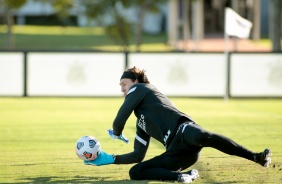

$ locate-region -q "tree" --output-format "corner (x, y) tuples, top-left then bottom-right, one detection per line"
(132, 0), (166, 51)
(43, 0), (76, 26)
(38, 0), (132, 51)
(1, 0), (27, 49)
(80, 0), (132, 51)
(41, 0), (165, 51)
(82, 0), (166, 52)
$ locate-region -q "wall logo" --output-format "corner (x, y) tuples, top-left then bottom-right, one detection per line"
(66, 61), (87, 86)
(268, 60), (282, 89)
(167, 62), (188, 85)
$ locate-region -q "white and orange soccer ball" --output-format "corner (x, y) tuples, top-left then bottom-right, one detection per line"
(75, 136), (101, 161)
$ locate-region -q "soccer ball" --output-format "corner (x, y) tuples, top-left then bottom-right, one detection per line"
(75, 136), (101, 161)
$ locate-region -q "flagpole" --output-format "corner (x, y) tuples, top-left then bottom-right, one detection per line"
(224, 7), (253, 101)
(224, 33), (229, 101)
(224, 8), (229, 101)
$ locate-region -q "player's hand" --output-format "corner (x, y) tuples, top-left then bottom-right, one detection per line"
(84, 150), (114, 166)
(107, 129), (129, 144)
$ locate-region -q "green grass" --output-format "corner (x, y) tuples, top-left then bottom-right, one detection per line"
(0, 98), (281, 183)
(0, 25), (172, 51)
(0, 25), (277, 52)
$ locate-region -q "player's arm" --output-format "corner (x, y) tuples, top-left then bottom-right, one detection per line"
(113, 84), (148, 136)
(84, 127), (150, 166)
(114, 128), (150, 164)
(84, 135), (149, 166)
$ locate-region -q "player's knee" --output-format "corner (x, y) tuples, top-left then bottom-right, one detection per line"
(129, 164), (141, 180)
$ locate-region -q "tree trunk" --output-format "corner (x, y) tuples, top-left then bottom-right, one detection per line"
(135, 7), (146, 52)
(135, 0), (152, 52)
(113, 7), (129, 52)
(6, 8), (15, 49)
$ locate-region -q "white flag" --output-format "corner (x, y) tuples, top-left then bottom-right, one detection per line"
(225, 7), (253, 39)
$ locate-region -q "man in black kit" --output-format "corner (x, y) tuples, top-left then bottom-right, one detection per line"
(84, 66), (272, 183)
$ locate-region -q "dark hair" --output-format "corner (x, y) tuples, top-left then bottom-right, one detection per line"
(124, 66), (150, 84)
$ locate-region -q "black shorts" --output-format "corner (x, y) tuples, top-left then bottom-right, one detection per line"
(129, 122), (202, 181)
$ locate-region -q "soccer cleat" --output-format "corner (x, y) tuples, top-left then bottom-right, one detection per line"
(178, 169), (199, 183)
(254, 148), (272, 167)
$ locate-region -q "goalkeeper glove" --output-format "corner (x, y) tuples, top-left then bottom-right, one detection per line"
(107, 129), (129, 144)
(84, 150), (115, 166)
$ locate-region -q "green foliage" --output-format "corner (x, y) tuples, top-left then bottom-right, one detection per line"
(4, 0), (26, 9)
(1, 0), (168, 50)
(82, 0), (167, 51)
(83, 0), (133, 51)
(51, 0), (75, 19)
(0, 98), (281, 183)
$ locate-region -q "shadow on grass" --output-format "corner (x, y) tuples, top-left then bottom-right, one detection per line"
(13, 175), (135, 183)
(10, 175), (247, 184)
(0, 33), (168, 50)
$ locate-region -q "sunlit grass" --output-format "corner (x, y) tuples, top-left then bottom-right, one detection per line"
(0, 98), (281, 183)
(0, 25), (172, 51)
(0, 25), (106, 35)
(254, 39), (271, 47)
(1, 25), (278, 52)
(94, 43), (173, 52)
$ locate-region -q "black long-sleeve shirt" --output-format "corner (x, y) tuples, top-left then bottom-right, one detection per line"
(113, 83), (193, 164)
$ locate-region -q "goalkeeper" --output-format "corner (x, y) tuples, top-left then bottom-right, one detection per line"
(85, 66), (272, 183)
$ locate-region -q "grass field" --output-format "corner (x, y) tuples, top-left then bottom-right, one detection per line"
(0, 25), (276, 51)
(0, 25), (172, 51)
(0, 98), (281, 183)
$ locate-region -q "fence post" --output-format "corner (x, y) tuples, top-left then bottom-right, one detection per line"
(125, 51), (129, 69)
(23, 51), (27, 97)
